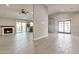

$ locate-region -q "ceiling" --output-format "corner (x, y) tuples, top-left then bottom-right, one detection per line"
(0, 4), (33, 20)
(1, 4), (79, 19)
(48, 4), (79, 15)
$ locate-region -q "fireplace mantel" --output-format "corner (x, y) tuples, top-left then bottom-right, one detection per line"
(1, 26), (15, 27)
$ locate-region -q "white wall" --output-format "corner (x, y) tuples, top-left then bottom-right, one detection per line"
(48, 17), (55, 33)
(0, 18), (16, 26)
(34, 4), (48, 40)
(0, 18), (16, 35)
(71, 13), (79, 36)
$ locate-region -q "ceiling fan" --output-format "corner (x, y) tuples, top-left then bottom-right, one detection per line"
(21, 9), (29, 14)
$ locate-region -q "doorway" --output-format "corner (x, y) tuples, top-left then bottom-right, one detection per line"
(58, 20), (71, 33)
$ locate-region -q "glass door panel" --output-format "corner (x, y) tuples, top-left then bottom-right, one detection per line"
(58, 22), (64, 32)
(22, 23), (26, 32)
(65, 21), (70, 33)
(16, 22), (22, 32)
(16, 22), (26, 33)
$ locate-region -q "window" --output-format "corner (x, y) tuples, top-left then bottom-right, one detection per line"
(58, 21), (71, 33)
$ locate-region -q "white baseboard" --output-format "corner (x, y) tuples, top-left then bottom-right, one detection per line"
(34, 35), (48, 40)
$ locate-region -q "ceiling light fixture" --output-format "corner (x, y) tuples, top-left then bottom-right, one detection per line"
(21, 9), (29, 14)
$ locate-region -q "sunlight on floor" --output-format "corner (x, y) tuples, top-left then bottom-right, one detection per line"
(56, 33), (72, 53)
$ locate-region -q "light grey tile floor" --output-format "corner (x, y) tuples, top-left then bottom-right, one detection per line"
(0, 32), (34, 54)
(34, 33), (79, 54)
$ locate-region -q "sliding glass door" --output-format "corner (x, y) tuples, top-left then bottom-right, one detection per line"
(58, 21), (71, 33)
(22, 23), (26, 32)
(64, 21), (70, 33)
(16, 22), (22, 32)
(16, 22), (26, 33)
(59, 21), (64, 32)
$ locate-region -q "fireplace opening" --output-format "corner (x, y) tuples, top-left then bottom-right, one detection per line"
(4, 28), (13, 34)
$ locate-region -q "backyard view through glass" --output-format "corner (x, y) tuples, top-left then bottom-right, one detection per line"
(58, 21), (70, 33)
